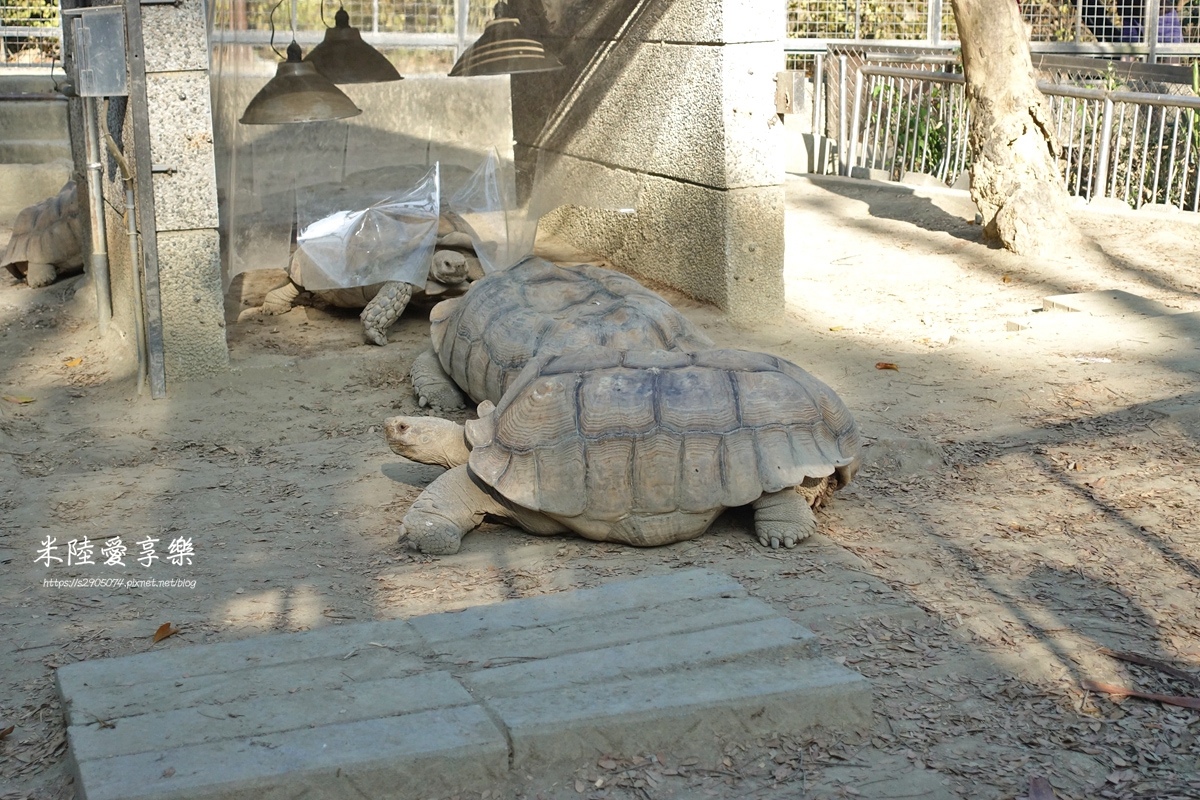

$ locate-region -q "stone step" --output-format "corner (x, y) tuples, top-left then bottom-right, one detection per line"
(57, 569), (871, 800)
(0, 138), (71, 163)
(0, 97), (68, 140)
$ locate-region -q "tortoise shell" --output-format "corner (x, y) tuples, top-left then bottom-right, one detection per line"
(464, 348), (861, 545)
(430, 256), (713, 405)
(1, 181), (84, 280)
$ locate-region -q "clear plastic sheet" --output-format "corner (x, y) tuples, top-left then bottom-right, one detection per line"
(291, 164), (440, 291)
(447, 149), (537, 274)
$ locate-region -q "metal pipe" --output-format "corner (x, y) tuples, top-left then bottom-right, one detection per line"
(101, 100), (148, 396)
(813, 53), (824, 137)
(848, 66), (864, 173)
(838, 54), (849, 176)
(81, 95), (111, 333)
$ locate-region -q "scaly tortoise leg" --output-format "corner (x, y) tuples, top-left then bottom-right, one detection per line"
(399, 464), (509, 554)
(360, 280), (413, 346)
(262, 279), (302, 315)
(409, 347), (466, 410)
(24, 262), (57, 288)
(751, 488), (817, 550)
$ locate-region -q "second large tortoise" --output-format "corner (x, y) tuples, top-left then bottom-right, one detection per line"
(408, 255), (714, 410)
(389, 346), (861, 555)
(2, 180), (84, 288)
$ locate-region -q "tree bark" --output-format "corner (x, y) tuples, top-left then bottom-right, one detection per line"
(951, 0), (1075, 256)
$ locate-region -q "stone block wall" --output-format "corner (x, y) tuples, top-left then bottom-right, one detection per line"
(512, 0), (786, 324)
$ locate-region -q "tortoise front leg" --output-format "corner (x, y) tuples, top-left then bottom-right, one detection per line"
(360, 281), (414, 346)
(24, 262), (57, 288)
(409, 347), (466, 410)
(399, 465), (508, 554)
(751, 489), (816, 550)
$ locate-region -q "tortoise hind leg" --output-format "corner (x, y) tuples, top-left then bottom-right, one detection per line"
(24, 262), (57, 288)
(262, 279), (302, 314)
(751, 489), (816, 550)
(361, 281), (413, 346)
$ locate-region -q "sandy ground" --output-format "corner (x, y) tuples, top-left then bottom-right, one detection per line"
(2, 174), (1200, 800)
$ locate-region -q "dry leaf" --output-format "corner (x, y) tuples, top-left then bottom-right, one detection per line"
(2, 395), (35, 404)
(64, 357), (83, 367)
(0, 724), (13, 740)
(1002, 275), (1012, 283)
(597, 758), (618, 771)
(875, 362), (899, 371)
(153, 623), (179, 644)
(829, 325), (844, 331)
(162, 767), (176, 778)
(574, 779), (585, 793)
(1029, 776), (1056, 799)
(1083, 680), (1200, 710)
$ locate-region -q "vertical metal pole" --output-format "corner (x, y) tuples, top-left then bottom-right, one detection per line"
(1074, 0), (1084, 43)
(455, 0), (468, 55)
(849, 68), (864, 175)
(372, 0), (379, 33)
(838, 54), (849, 175)
(1094, 97), (1114, 199)
(81, 95), (112, 334)
(813, 53), (824, 137)
(928, 0), (942, 46)
(1146, 0), (1160, 63)
(124, 0), (167, 398)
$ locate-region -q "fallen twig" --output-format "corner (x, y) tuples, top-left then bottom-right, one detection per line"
(1099, 647), (1200, 690)
(1082, 680), (1200, 710)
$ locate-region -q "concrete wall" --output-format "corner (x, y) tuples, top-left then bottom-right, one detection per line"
(142, 0), (227, 381)
(511, 0), (786, 324)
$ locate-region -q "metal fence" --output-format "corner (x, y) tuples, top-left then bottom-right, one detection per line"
(843, 59), (1200, 210)
(1, 0), (60, 63)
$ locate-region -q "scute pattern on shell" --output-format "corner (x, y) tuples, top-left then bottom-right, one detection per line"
(1, 181), (84, 278)
(467, 348), (862, 540)
(429, 256), (713, 404)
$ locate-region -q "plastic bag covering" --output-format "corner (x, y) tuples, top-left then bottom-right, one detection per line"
(292, 164), (440, 292)
(446, 149), (536, 274)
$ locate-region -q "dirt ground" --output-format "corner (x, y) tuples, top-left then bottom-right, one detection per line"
(2, 174), (1200, 800)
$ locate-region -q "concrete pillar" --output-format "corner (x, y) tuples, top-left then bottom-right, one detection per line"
(512, 0), (786, 325)
(141, 0), (227, 381)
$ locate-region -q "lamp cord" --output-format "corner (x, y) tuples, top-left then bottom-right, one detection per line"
(267, 0), (287, 59)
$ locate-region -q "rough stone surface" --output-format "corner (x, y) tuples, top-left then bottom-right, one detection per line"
(142, 0), (210, 73)
(146, 71), (220, 232)
(540, 178), (785, 325)
(58, 570), (869, 800)
(520, 42), (782, 190)
(157, 229), (228, 379)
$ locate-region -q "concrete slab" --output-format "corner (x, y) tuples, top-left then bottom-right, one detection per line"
(58, 569), (870, 800)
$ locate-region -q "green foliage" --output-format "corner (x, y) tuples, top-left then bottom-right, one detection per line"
(2, 0), (60, 27)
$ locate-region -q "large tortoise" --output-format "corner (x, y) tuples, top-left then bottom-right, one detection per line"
(388, 346), (861, 555)
(409, 255), (714, 410)
(261, 247), (477, 346)
(2, 180), (84, 288)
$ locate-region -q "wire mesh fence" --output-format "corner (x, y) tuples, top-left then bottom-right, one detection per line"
(1, 0), (60, 64)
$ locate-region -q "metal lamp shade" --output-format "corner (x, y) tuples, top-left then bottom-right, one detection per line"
(449, 11), (563, 77)
(305, 8), (402, 84)
(240, 42), (363, 125)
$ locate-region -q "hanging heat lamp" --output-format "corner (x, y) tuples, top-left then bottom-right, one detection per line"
(304, 6), (402, 84)
(449, 1), (563, 77)
(239, 0), (362, 125)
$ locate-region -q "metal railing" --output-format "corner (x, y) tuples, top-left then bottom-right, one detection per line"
(844, 62), (1200, 211)
(1, 0), (60, 64)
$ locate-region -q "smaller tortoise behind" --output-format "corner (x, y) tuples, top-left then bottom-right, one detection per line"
(387, 347), (861, 555)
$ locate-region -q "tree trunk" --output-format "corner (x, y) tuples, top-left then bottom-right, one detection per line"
(951, 0), (1074, 256)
